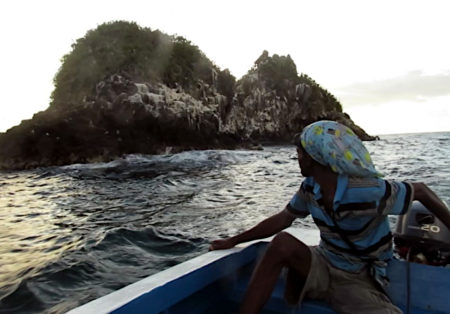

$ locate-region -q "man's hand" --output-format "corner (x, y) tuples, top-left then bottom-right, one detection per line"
(209, 238), (236, 251)
(208, 209), (295, 251)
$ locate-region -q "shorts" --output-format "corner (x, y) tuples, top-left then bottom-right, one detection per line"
(285, 246), (402, 314)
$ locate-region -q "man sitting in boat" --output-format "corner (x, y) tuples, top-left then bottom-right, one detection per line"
(210, 120), (450, 314)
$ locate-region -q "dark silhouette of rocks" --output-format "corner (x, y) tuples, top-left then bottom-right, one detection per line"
(0, 72), (375, 170)
(0, 22), (377, 170)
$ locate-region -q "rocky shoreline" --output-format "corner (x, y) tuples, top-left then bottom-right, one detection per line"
(0, 73), (376, 170)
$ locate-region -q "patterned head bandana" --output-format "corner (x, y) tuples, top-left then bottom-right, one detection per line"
(295, 120), (381, 178)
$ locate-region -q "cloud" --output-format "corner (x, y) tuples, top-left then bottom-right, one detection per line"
(335, 70), (450, 106)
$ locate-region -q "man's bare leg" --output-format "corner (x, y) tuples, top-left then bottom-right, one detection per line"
(238, 231), (312, 314)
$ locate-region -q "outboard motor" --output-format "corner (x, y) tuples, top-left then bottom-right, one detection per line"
(393, 201), (450, 266)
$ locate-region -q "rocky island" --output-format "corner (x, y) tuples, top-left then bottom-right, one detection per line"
(0, 21), (376, 170)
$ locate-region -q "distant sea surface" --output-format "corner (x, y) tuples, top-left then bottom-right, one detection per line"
(1, 132), (449, 313)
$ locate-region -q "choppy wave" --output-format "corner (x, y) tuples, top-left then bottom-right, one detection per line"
(0, 132), (449, 313)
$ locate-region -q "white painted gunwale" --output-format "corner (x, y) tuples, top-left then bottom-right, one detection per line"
(67, 227), (320, 314)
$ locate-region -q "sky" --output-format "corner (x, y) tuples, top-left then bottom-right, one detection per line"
(0, 0), (449, 135)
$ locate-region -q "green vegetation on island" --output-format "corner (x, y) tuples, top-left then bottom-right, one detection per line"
(51, 21), (235, 109)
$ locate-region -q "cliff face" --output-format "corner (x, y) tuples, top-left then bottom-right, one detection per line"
(0, 72), (375, 170)
(0, 74), (230, 170)
(223, 74), (374, 142)
(219, 51), (375, 143)
(0, 22), (376, 170)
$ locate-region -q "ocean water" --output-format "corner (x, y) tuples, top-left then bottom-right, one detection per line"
(0, 132), (449, 313)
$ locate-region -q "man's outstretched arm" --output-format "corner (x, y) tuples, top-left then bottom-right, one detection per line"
(209, 208), (296, 250)
(412, 182), (450, 229)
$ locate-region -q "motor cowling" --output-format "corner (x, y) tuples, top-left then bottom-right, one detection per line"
(393, 201), (450, 266)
